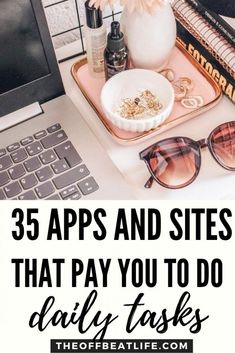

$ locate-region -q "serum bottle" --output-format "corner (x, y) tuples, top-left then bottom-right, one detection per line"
(84, 0), (106, 78)
(104, 21), (128, 81)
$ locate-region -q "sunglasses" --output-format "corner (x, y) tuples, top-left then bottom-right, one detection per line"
(140, 121), (235, 189)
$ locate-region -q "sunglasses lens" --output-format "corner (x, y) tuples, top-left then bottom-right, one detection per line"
(148, 137), (200, 188)
(210, 122), (235, 170)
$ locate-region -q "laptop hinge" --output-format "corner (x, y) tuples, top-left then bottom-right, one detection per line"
(0, 102), (43, 132)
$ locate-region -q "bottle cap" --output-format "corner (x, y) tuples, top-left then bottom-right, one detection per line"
(107, 21), (125, 51)
(85, 0), (103, 29)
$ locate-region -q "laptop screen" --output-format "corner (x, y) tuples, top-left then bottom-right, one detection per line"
(0, 0), (50, 95)
(0, 0), (64, 118)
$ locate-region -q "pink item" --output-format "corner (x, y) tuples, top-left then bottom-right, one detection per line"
(72, 45), (221, 143)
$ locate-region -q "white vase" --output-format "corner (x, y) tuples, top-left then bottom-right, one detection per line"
(121, 2), (176, 71)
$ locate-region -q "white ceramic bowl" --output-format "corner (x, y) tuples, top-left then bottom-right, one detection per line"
(100, 69), (175, 133)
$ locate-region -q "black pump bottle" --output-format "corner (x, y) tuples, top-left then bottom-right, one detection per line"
(104, 21), (128, 81)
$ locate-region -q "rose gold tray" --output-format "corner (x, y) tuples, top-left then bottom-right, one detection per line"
(71, 40), (222, 144)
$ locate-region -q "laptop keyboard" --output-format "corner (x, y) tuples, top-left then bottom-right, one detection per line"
(0, 123), (99, 200)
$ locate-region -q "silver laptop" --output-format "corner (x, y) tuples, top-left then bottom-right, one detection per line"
(0, 0), (133, 200)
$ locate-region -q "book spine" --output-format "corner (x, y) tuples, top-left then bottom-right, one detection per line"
(176, 20), (235, 103)
(186, 0), (235, 46)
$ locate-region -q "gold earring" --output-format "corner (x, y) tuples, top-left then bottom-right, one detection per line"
(181, 95), (204, 109)
(174, 77), (194, 93)
(160, 68), (175, 82)
(173, 82), (188, 102)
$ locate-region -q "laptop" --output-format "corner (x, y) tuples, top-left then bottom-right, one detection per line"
(0, 0), (133, 200)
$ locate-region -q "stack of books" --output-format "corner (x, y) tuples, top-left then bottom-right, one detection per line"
(172, 0), (235, 103)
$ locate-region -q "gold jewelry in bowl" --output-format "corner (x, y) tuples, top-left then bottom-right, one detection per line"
(118, 90), (163, 119)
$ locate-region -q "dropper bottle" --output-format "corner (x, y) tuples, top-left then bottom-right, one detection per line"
(104, 21), (128, 81)
(84, 0), (106, 78)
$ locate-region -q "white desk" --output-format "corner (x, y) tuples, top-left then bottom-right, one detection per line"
(60, 58), (235, 200)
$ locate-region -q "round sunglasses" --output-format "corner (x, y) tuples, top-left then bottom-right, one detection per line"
(139, 121), (235, 189)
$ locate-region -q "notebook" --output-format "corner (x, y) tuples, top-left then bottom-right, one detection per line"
(0, 0), (133, 200)
(172, 0), (235, 79)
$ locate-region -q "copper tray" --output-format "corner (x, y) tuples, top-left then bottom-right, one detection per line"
(71, 40), (222, 144)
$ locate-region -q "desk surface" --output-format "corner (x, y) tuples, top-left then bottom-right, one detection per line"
(59, 57), (235, 200)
